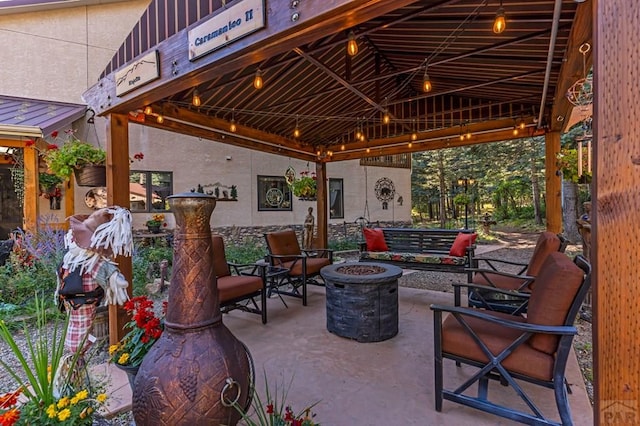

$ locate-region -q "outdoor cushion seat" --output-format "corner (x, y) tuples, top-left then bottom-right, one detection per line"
(432, 252), (591, 425)
(361, 251), (466, 265)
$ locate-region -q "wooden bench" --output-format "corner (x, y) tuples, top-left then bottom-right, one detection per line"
(359, 228), (476, 279)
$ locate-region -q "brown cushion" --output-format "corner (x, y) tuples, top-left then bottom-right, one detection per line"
(218, 275), (263, 303)
(283, 257), (331, 276)
(266, 230), (302, 262)
(526, 232), (561, 276)
(442, 311), (555, 381)
(473, 271), (531, 291)
(211, 235), (230, 277)
(527, 252), (584, 354)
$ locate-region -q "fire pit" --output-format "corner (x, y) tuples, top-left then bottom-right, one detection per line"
(321, 262), (402, 342)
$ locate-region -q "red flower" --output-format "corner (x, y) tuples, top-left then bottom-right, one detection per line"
(0, 407), (20, 426)
(47, 144), (58, 150)
(24, 139), (35, 147)
(133, 152), (144, 160)
(51, 130), (59, 138)
(0, 389), (21, 409)
(266, 404), (274, 414)
(284, 407), (294, 422)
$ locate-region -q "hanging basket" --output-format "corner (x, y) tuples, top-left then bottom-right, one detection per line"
(74, 165), (106, 187)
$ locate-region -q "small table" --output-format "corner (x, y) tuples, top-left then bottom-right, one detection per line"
(254, 260), (291, 307)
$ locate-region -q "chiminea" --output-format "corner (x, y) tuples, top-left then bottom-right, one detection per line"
(133, 193), (251, 425)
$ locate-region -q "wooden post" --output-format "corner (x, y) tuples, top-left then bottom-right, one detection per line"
(106, 113), (132, 345)
(544, 131), (562, 233)
(594, 1), (640, 424)
(22, 145), (39, 232)
(316, 161), (328, 249)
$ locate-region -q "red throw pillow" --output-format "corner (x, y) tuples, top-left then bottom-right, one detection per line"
(363, 228), (389, 252)
(449, 232), (477, 257)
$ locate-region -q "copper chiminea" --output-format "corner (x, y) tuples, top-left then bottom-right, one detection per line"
(133, 193), (251, 425)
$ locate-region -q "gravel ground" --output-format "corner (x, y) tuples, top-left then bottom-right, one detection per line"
(0, 231), (593, 424)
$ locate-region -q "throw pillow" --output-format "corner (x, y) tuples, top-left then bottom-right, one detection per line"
(363, 228), (389, 252)
(449, 232), (477, 257)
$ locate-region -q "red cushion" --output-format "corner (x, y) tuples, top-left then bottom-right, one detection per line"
(449, 232), (477, 257)
(363, 228), (389, 252)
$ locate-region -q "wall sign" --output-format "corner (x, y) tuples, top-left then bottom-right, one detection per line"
(188, 0), (265, 61)
(115, 50), (160, 97)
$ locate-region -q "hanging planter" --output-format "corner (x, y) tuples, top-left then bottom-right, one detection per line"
(73, 164), (107, 187)
(289, 170), (317, 201)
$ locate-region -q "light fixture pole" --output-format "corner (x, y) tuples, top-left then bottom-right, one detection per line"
(457, 178), (475, 229)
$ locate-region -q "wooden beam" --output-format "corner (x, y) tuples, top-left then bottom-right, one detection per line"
(315, 162), (328, 249)
(593, 0), (640, 423)
(549, 0), (593, 132)
(153, 103), (318, 161)
(23, 146), (39, 232)
(106, 113), (132, 346)
(544, 131), (562, 233)
(84, 0), (420, 117)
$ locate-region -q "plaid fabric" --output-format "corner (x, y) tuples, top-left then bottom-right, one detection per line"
(63, 260), (103, 355)
(360, 251), (467, 265)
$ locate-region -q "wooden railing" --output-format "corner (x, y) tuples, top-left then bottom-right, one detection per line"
(359, 153), (411, 169)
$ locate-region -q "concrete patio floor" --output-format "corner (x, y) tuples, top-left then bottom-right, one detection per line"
(99, 281), (593, 425)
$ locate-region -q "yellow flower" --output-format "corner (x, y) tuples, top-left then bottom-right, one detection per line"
(46, 404), (57, 418)
(118, 352), (130, 365)
(58, 408), (71, 421)
(97, 393), (108, 403)
(108, 344), (120, 355)
(57, 397), (69, 408)
(75, 389), (89, 400)
(70, 396), (80, 405)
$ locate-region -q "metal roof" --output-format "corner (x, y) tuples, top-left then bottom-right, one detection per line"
(0, 95), (87, 139)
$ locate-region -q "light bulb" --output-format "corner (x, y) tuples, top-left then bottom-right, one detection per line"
(253, 69), (263, 90)
(192, 90), (201, 107)
(356, 130), (362, 139)
(347, 31), (358, 56)
(466, 131), (471, 140)
(513, 127), (519, 136)
(341, 144), (345, 151)
(294, 127), (300, 138)
(411, 132), (417, 141)
(144, 106), (152, 115)
(423, 71), (432, 92)
(460, 134), (465, 141)
(230, 119), (237, 133)
(366, 147), (370, 153)
(156, 115), (164, 124)
(408, 142), (413, 148)
(519, 120), (526, 130)
(383, 111), (390, 125)
(493, 7), (506, 34)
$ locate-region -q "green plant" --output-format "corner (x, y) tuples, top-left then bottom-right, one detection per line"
(108, 295), (165, 367)
(234, 372), (320, 426)
(39, 173), (64, 191)
(224, 238), (266, 264)
(145, 213), (165, 228)
(44, 131), (106, 180)
(0, 296), (108, 425)
(289, 172), (317, 199)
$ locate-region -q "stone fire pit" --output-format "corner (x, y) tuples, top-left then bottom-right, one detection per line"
(321, 262), (402, 342)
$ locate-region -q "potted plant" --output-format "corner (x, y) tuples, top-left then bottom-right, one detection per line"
(44, 130), (106, 187)
(289, 171), (317, 201)
(145, 213), (165, 233)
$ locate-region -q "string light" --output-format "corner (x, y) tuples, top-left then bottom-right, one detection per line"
(347, 30), (358, 56)
(422, 67), (432, 92)
(466, 129), (472, 139)
(408, 142), (413, 148)
(341, 144), (345, 151)
(411, 133), (417, 141)
(366, 147), (370, 153)
(293, 114), (301, 138)
(253, 69), (263, 90)
(513, 126), (519, 136)
(144, 106), (153, 115)
(156, 115), (164, 124)
(230, 109), (236, 132)
(382, 110), (390, 125)
(519, 119), (526, 130)
(493, 0), (506, 34)
(192, 89), (201, 107)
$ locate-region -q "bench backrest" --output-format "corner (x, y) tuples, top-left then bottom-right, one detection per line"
(381, 228), (475, 254)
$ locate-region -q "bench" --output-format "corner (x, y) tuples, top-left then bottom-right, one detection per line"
(358, 228), (476, 279)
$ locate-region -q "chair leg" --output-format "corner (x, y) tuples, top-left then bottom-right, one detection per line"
(302, 275), (308, 306)
(555, 378), (573, 426)
(433, 311), (443, 412)
(261, 288), (267, 324)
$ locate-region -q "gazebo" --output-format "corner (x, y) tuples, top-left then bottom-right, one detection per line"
(82, 0), (636, 422)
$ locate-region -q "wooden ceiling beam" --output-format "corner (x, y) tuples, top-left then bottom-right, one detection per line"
(549, 0), (593, 132)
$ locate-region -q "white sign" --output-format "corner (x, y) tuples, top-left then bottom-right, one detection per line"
(188, 0), (265, 61)
(115, 50), (160, 97)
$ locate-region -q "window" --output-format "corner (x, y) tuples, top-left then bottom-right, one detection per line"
(258, 175), (292, 211)
(130, 171), (173, 212)
(329, 178), (344, 219)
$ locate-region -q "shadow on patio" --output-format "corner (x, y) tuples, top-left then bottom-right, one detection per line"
(99, 283), (592, 425)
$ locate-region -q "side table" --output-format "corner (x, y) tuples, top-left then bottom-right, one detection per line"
(254, 260), (291, 307)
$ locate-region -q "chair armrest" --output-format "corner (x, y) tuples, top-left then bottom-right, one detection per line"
(430, 304), (577, 336)
(267, 253), (304, 268)
(228, 262), (266, 279)
(451, 282), (532, 298)
(474, 256), (528, 273)
(465, 268), (535, 290)
(302, 248), (333, 257)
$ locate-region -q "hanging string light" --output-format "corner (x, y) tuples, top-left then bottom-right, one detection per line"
(382, 109), (390, 125)
(230, 109), (237, 133)
(519, 119), (526, 130)
(156, 115), (164, 124)
(493, 0), (506, 34)
(253, 69), (263, 89)
(411, 118), (417, 142)
(347, 30), (358, 56)
(192, 89), (201, 107)
(422, 65), (432, 92)
(293, 114), (301, 138)
(513, 126), (519, 136)
(144, 106), (153, 115)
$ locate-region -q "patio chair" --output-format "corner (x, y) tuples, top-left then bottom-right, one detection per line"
(432, 252), (591, 425)
(455, 231), (567, 315)
(264, 229), (333, 306)
(212, 235), (267, 324)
